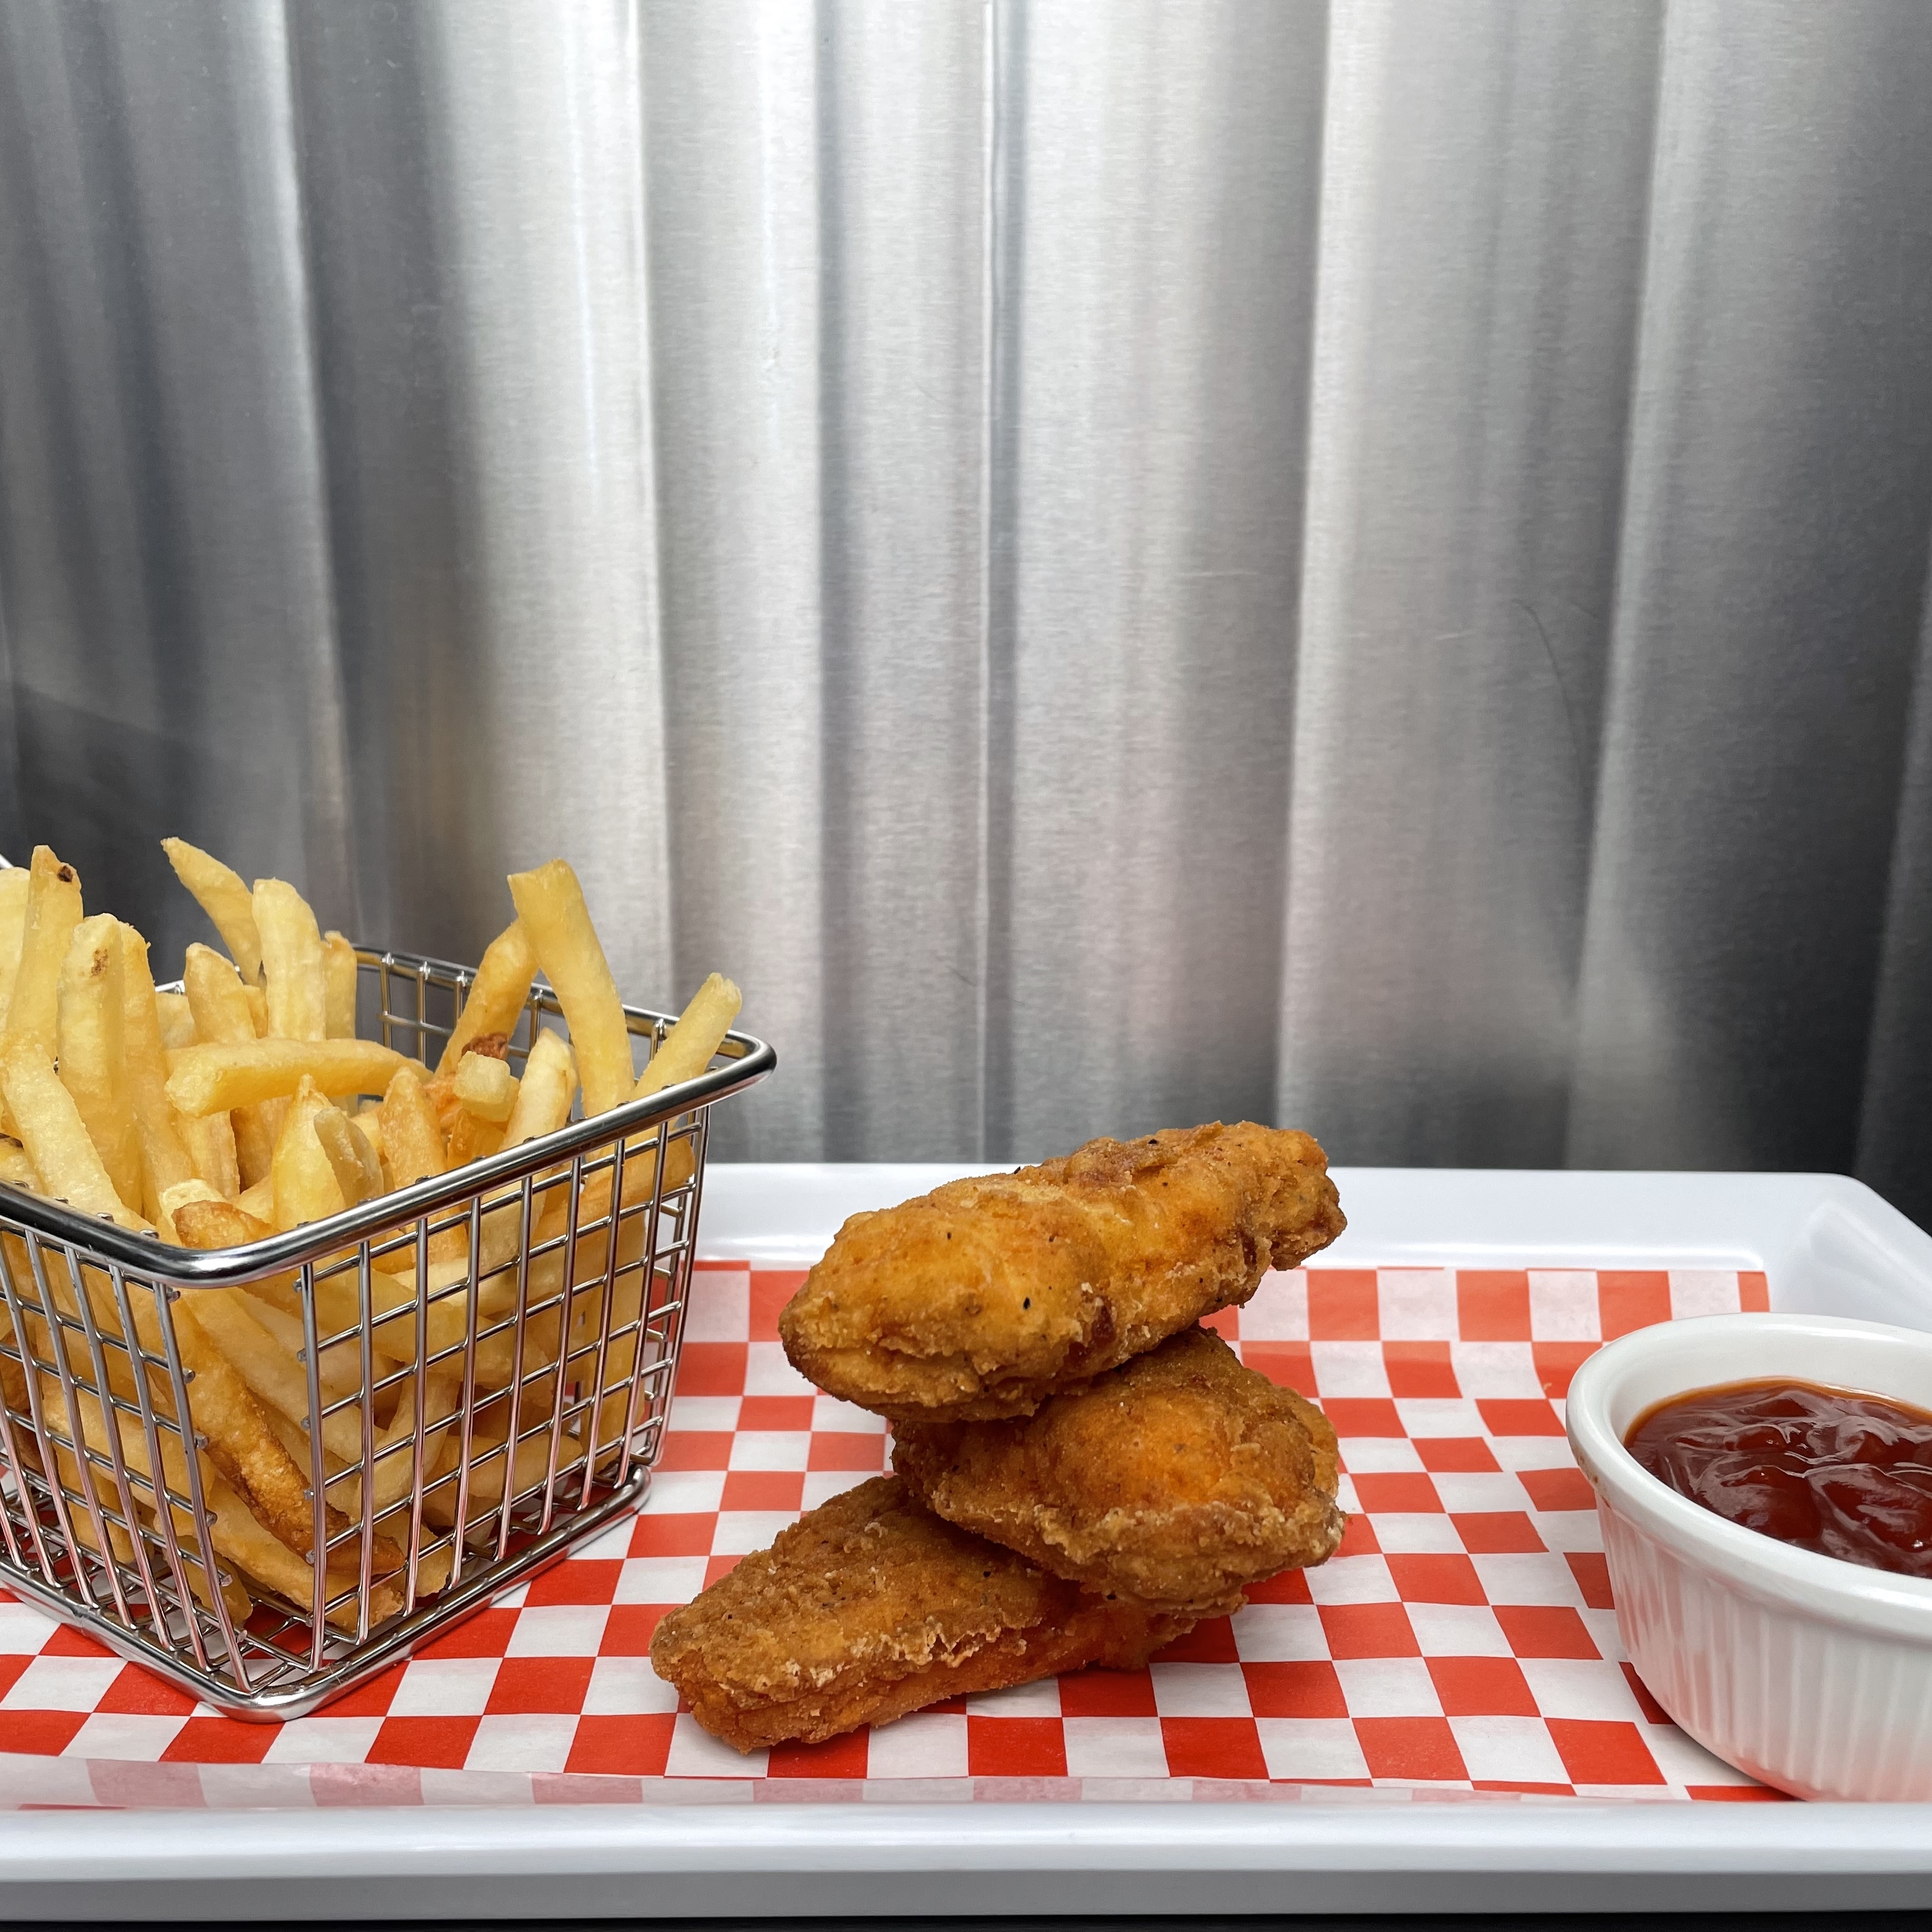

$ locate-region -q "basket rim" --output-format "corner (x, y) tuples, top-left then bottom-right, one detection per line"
(0, 944), (776, 1285)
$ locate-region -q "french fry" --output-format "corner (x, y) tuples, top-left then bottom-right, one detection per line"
(0, 1139), (35, 1190)
(453, 1052), (518, 1123)
(153, 990), (197, 1051)
(118, 925), (195, 1223)
(0, 1037), (150, 1231)
(31, 1368), (252, 1623)
(157, 1174), (222, 1244)
(0, 866), (33, 1030)
(0, 846), (726, 1639)
(329, 1374), (459, 1519)
(322, 931), (358, 1039)
(270, 1078), (344, 1230)
(161, 838), (262, 985)
(3, 847), (84, 1061)
(165, 1038), (411, 1117)
(505, 861), (632, 1114)
(502, 1027), (577, 1149)
(378, 1064), (447, 1193)
(254, 878), (326, 1042)
(56, 915), (142, 1215)
(632, 973), (742, 1101)
(188, 1287), (366, 1468)
(437, 919), (537, 1073)
(445, 1110), (506, 1167)
(173, 1197), (273, 1252)
(314, 1102), (381, 1206)
(180, 1108), (240, 1201)
(181, 944), (277, 1189)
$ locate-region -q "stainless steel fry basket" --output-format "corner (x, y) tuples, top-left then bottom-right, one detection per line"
(0, 947), (773, 1719)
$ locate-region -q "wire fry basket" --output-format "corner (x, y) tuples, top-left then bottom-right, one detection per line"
(0, 946), (773, 1719)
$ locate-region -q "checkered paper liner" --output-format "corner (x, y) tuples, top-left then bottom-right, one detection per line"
(0, 1260), (1789, 1807)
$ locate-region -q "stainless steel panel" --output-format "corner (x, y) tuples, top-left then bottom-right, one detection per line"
(993, 0), (1326, 1160)
(2, 0), (1930, 1220)
(1281, 0), (1662, 1168)
(1568, 0), (1932, 1176)
(642, 0), (825, 1160)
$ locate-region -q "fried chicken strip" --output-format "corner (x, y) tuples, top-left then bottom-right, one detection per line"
(893, 1326), (1346, 1616)
(649, 1476), (1191, 1752)
(778, 1122), (1344, 1422)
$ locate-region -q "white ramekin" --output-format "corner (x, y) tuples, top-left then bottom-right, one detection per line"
(1567, 1312), (1932, 1800)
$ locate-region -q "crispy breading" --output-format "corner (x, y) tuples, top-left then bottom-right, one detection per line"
(778, 1122), (1344, 1422)
(892, 1326), (1346, 1616)
(648, 1476), (1191, 1752)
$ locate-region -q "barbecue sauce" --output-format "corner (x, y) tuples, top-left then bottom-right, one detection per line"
(1627, 1379), (1932, 1579)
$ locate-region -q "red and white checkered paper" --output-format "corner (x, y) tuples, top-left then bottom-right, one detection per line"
(0, 1260), (1788, 1808)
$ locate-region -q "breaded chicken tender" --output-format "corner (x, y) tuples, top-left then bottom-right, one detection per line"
(650, 1476), (1190, 1751)
(778, 1122), (1344, 1423)
(893, 1326), (1346, 1616)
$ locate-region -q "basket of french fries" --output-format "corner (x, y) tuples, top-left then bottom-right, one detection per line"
(0, 841), (771, 1719)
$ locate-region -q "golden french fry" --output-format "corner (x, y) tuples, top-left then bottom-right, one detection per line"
(161, 838), (262, 985)
(453, 1052), (518, 1123)
(245, 985), (270, 1036)
(0, 1138), (35, 1190)
(322, 931), (358, 1039)
(154, 990), (197, 1050)
(633, 973), (742, 1100)
(437, 919), (537, 1073)
(313, 1102), (380, 1205)
(236, 1174), (276, 1222)
(378, 1064), (447, 1192)
(166, 1038), (411, 1117)
(445, 1109), (505, 1168)
(330, 1375), (459, 1519)
(505, 861), (632, 1115)
(242, 1292), (386, 1404)
(0, 1037), (150, 1231)
(502, 1027), (577, 1147)
(254, 878), (326, 1042)
(31, 1368), (252, 1624)
(173, 1197), (273, 1252)
(181, 944), (277, 1188)
(157, 1175), (222, 1243)
(3, 848), (84, 1061)
(349, 1105), (383, 1166)
(179, 1110), (240, 1202)
(270, 1078), (344, 1230)
(118, 925), (195, 1222)
(0, 867), (33, 1031)
(188, 1287), (366, 1467)
(56, 914), (142, 1214)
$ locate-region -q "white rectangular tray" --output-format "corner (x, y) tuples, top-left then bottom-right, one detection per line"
(4, 1163), (1932, 1920)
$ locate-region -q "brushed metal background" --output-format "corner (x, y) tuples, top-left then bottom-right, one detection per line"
(2, 0), (1931, 1220)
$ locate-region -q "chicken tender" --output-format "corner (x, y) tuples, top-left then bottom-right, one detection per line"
(649, 1476), (1191, 1752)
(893, 1326), (1346, 1616)
(778, 1122), (1344, 1423)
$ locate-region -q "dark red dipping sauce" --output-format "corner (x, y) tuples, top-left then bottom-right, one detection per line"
(1627, 1379), (1932, 1579)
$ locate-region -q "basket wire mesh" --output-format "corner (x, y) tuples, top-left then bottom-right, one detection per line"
(0, 946), (772, 1719)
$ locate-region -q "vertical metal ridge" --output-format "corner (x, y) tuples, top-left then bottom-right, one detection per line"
(1560, 0), (1675, 1168)
(979, 0), (1024, 1163)
(623, 0), (675, 992)
(1277, 0), (1356, 1138)
(1854, 540), (1932, 1215)
(813, 0), (854, 1159)
(265, 0), (358, 935)
(970, 0), (1000, 1165)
